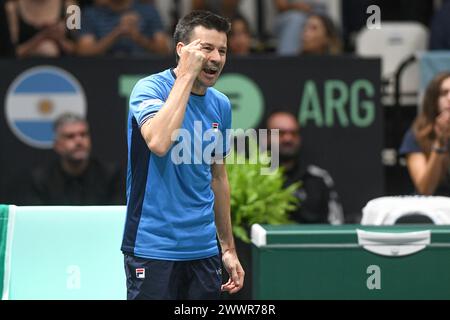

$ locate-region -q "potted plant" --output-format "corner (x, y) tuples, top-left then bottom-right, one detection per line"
(223, 143), (300, 299)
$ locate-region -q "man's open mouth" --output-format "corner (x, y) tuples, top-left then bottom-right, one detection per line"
(203, 66), (219, 75)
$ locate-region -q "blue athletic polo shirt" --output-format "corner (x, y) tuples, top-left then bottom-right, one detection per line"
(121, 69), (232, 260)
(78, 2), (165, 56)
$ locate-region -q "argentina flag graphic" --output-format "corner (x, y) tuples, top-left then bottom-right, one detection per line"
(5, 66), (86, 149)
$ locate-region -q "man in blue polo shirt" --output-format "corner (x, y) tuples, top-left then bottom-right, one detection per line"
(77, 0), (170, 56)
(121, 10), (244, 299)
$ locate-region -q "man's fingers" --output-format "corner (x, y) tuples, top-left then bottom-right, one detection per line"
(238, 270), (245, 288)
(185, 39), (202, 48)
(221, 267), (244, 294)
(229, 286), (241, 294)
(221, 282), (237, 292)
(180, 39), (203, 55)
(231, 266), (240, 287)
(221, 279), (234, 291)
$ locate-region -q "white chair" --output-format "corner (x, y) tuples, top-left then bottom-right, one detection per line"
(361, 196), (450, 225)
(355, 22), (429, 106)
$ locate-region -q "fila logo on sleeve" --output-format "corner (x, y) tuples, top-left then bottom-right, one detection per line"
(136, 268), (145, 279)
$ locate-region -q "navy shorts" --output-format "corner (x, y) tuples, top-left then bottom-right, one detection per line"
(124, 254), (222, 300)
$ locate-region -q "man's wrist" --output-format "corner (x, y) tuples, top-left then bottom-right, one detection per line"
(222, 246), (236, 254)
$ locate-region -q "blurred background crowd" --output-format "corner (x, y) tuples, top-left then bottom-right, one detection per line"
(0, 0), (448, 59)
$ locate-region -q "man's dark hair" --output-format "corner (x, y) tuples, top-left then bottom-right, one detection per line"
(173, 10), (231, 61)
(265, 110), (299, 129)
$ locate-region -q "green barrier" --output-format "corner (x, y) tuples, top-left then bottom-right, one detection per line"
(5, 206), (127, 300)
(251, 224), (450, 300)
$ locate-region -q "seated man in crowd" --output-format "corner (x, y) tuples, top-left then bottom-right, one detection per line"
(25, 113), (125, 205)
(266, 111), (344, 224)
(76, 0), (170, 56)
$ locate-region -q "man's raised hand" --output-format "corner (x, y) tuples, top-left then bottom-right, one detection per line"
(177, 39), (206, 78)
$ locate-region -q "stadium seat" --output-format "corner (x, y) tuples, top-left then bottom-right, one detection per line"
(361, 196), (450, 225)
(355, 22), (429, 106)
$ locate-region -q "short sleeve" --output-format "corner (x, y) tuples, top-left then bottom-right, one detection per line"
(222, 100), (232, 158)
(398, 128), (421, 156)
(129, 77), (166, 127)
(212, 98), (232, 160)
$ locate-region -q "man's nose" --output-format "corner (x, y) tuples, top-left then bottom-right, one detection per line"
(282, 132), (296, 140)
(280, 136), (294, 145)
(209, 48), (221, 62)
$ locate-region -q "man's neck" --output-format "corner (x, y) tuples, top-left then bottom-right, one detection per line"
(281, 159), (296, 172)
(192, 80), (206, 95)
(61, 159), (89, 176)
(173, 67), (206, 95)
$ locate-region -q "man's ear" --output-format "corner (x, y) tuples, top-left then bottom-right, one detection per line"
(176, 42), (185, 60)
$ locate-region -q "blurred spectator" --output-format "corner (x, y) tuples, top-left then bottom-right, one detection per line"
(375, 0), (434, 26)
(77, 0), (170, 57)
(75, 0), (107, 8)
(399, 72), (450, 196)
(192, 0), (240, 19)
(0, 2), (14, 57)
(429, 0), (450, 50)
(5, 0), (76, 58)
(273, 0), (327, 56)
(266, 111), (344, 224)
(25, 113), (125, 205)
(75, 0), (93, 8)
(301, 13), (342, 55)
(228, 14), (254, 56)
(340, 0), (370, 52)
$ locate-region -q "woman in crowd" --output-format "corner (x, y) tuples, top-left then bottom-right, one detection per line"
(399, 72), (450, 195)
(228, 14), (254, 56)
(300, 13), (342, 55)
(5, 0), (76, 57)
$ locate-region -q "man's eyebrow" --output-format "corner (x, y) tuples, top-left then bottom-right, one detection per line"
(201, 42), (227, 50)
